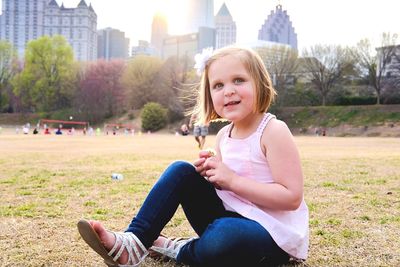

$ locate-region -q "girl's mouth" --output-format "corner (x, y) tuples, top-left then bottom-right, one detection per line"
(224, 101), (241, 107)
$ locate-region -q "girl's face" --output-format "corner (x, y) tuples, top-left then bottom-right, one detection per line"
(208, 55), (256, 124)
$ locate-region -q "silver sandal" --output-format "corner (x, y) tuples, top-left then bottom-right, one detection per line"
(77, 219), (148, 266)
(149, 236), (195, 260)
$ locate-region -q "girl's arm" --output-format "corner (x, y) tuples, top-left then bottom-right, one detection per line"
(205, 119), (304, 211)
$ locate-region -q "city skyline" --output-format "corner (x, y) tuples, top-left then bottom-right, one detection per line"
(1, 0), (399, 53)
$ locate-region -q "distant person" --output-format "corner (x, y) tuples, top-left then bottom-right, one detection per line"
(88, 127), (94, 136)
(77, 46), (308, 267)
(180, 124), (189, 136)
(22, 126), (29, 134)
(33, 128), (39, 135)
(190, 113), (209, 149)
(55, 128), (62, 135)
(44, 128), (51, 135)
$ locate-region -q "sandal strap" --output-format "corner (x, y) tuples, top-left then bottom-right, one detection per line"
(151, 236), (195, 260)
(108, 232), (148, 265)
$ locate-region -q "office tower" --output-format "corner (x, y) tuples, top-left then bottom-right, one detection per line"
(215, 3), (236, 48)
(0, 0), (97, 61)
(150, 12), (168, 56)
(184, 0), (214, 34)
(98, 28), (129, 60)
(131, 40), (157, 58)
(162, 27), (215, 60)
(0, 0), (47, 56)
(258, 4), (297, 50)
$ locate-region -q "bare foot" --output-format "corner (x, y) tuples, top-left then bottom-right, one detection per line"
(89, 220), (131, 264)
(152, 235), (168, 249)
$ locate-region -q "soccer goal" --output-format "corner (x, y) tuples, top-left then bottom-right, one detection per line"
(39, 119), (90, 135)
(103, 123), (135, 135)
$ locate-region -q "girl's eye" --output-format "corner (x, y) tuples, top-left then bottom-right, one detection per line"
(234, 78), (244, 84)
(213, 83), (223, 90)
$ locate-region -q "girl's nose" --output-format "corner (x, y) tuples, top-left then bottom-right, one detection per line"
(224, 86), (236, 96)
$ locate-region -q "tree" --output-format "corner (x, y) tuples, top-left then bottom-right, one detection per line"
(122, 56), (164, 110)
(257, 45), (298, 106)
(0, 41), (18, 112)
(352, 33), (398, 104)
(158, 56), (188, 122)
(13, 35), (75, 112)
(302, 44), (352, 105)
(141, 102), (167, 132)
(75, 60), (126, 123)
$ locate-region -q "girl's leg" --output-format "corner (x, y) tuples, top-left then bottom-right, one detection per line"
(125, 161), (226, 248)
(177, 217), (290, 267)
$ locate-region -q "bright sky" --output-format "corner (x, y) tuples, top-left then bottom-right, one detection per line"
(2, 0), (399, 52)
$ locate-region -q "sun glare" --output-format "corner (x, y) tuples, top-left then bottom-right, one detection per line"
(154, 0), (186, 35)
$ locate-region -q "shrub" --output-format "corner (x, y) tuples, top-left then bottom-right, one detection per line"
(141, 102), (167, 132)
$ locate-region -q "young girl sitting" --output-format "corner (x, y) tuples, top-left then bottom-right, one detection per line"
(77, 46), (309, 267)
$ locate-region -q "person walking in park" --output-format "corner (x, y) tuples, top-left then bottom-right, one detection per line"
(77, 46), (309, 267)
(189, 113), (209, 149)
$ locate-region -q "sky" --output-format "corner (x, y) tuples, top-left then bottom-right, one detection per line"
(1, 0), (399, 52)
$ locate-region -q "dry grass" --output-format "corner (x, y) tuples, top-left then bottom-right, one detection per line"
(0, 134), (399, 266)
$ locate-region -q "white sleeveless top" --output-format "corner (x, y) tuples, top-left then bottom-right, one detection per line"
(217, 113), (309, 259)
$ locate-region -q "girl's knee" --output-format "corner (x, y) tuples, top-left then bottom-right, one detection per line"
(167, 161), (195, 174)
(160, 161), (198, 185)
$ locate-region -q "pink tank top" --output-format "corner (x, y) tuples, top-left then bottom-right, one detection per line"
(217, 113), (309, 259)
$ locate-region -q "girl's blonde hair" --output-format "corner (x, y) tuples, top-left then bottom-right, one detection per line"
(193, 46), (276, 124)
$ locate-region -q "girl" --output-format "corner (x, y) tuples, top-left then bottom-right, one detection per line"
(77, 46), (309, 267)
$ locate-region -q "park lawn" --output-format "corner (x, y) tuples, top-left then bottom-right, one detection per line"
(0, 134), (399, 266)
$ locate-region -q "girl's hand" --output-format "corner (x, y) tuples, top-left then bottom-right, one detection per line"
(204, 157), (236, 190)
(193, 149), (216, 176)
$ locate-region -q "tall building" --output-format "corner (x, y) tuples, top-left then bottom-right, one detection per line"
(131, 40), (157, 58)
(258, 4), (297, 50)
(98, 27), (129, 60)
(150, 12), (168, 56)
(215, 3), (236, 48)
(162, 27), (215, 60)
(184, 0), (214, 34)
(0, 0), (97, 61)
(0, 0), (47, 56)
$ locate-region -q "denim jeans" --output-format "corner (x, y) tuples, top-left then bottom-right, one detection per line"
(125, 161), (289, 267)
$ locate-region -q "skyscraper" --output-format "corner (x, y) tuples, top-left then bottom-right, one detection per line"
(150, 12), (168, 56)
(0, 0), (47, 56)
(184, 0), (214, 34)
(215, 3), (236, 48)
(0, 0), (97, 61)
(258, 4), (297, 50)
(98, 28), (129, 60)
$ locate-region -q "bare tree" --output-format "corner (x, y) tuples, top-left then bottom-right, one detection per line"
(257, 45), (298, 106)
(302, 44), (352, 105)
(352, 33), (398, 104)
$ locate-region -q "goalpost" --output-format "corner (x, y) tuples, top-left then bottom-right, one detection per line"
(103, 123), (135, 135)
(39, 119), (90, 134)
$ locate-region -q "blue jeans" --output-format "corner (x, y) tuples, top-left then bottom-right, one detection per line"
(125, 161), (289, 266)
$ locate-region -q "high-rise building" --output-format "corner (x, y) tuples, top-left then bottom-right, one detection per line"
(98, 27), (129, 60)
(150, 12), (168, 56)
(0, 0), (47, 56)
(131, 40), (157, 58)
(258, 4), (297, 50)
(0, 0), (97, 61)
(162, 27), (215, 60)
(215, 3), (236, 48)
(184, 0), (214, 34)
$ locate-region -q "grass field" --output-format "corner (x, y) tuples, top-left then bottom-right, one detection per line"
(0, 134), (399, 266)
